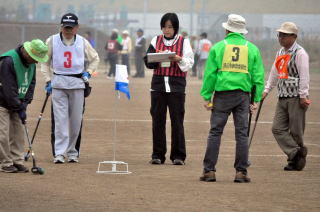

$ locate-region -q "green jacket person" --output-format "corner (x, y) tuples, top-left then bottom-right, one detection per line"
(199, 14), (264, 183)
(0, 39), (48, 173)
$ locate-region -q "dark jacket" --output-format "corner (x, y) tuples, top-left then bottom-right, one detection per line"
(0, 46), (36, 111)
(135, 36), (146, 57)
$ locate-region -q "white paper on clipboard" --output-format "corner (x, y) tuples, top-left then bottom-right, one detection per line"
(147, 52), (176, 62)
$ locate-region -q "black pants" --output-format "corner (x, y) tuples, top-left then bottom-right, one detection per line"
(108, 53), (118, 77)
(150, 91), (186, 162)
(121, 54), (130, 75)
(51, 100), (85, 157)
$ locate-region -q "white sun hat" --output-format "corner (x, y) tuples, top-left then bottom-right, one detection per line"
(222, 14), (248, 34)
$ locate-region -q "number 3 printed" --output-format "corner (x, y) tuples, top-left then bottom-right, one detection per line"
(232, 47), (240, 62)
(64, 51), (72, 68)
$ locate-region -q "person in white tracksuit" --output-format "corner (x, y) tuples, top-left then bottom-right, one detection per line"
(41, 13), (99, 163)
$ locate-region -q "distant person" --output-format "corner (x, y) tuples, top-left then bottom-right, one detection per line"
(144, 13), (194, 165)
(181, 30), (188, 39)
(84, 31), (96, 48)
(263, 22), (310, 171)
(190, 35), (199, 77)
(120, 30), (132, 76)
(112, 28), (123, 45)
(196, 32), (212, 79)
(199, 14), (264, 183)
(105, 31), (122, 78)
(0, 39), (48, 173)
(133, 28), (146, 78)
(41, 13), (100, 163)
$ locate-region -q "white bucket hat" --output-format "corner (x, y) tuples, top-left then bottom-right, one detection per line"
(276, 22), (298, 35)
(222, 14), (248, 34)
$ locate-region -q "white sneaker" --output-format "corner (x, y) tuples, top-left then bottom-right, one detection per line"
(53, 155), (65, 164)
(68, 155), (79, 163)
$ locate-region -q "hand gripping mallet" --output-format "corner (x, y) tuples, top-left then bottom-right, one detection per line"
(248, 99), (264, 148)
(24, 124), (45, 175)
(24, 93), (50, 161)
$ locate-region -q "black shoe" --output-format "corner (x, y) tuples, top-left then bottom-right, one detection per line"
(13, 164), (29, 173)
(294, 146), (308, 171)
(149, 159), (162, 165)
(234, 172), (251, 183)
(199, 171), (216, 182)
(173, 159), (185, 165)
(1, 165), (18, 173)
(284, 163), (297, 171)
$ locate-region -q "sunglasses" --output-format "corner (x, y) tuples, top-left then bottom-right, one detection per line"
(277, 32), (295, 38)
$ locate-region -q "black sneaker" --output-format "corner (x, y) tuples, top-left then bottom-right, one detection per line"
(13, 164), (29, 173)
(1, 165), (18, 173)
(173, 159), (185, 165)
(294, 146), (308, 171)
(149, 159), (162, 165)
(284, 163), (297, 171)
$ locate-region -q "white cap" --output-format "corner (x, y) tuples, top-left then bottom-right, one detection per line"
(122, 30), (129, 35)
(222, 14), (248, 34)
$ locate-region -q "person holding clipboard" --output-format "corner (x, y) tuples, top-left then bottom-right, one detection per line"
(144, 12), (194, 166)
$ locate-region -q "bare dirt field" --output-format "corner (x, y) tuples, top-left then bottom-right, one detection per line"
(1, 67), (319, 212)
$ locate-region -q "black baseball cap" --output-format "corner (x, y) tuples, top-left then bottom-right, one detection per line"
(61, 13), (78, 27)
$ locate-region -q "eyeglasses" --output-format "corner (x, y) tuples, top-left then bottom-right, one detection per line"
(277, 32), (295, 38)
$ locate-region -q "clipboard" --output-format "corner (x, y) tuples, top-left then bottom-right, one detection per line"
(147, 52), (176, 62)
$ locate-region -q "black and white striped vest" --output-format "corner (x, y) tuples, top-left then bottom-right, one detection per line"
(277, 44), (301, 97)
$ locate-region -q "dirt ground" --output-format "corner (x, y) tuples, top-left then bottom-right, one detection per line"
(1, 67), (319, 212)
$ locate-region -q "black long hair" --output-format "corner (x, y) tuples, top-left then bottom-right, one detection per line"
(160, 13), (179, 37)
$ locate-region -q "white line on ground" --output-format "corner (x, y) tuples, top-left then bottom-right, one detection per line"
(30, 118), (320, 125)
(186, 140), (320, 147)
(219, 154), (320, 158)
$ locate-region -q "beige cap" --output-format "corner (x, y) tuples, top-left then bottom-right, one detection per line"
(222, 14), (248, 34)
(122, 30), (129, 35)
(276, 22), (298, 35)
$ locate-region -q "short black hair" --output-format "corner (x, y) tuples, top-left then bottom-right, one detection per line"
(200, 32), (207, 38)
(160, 13), (179, 36)
(111, 32), (118, 40)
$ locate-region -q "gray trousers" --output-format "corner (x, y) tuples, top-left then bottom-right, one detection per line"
(272, 97), (307, 162)
(135, 55), (144, 77)
(197, 59), (207, 80)
(52, 89), (84, 157)
(203, 90), (250, 173)
(0, 107), (25, 166)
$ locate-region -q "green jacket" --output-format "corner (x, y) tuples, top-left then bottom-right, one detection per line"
(200, 33), (264, 102)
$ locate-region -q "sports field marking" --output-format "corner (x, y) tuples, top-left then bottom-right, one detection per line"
(219, 154), (320, 158)
(30, 118), (320, 125)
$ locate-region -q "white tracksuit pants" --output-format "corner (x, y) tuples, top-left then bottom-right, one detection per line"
(52, 88), (84, 157)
